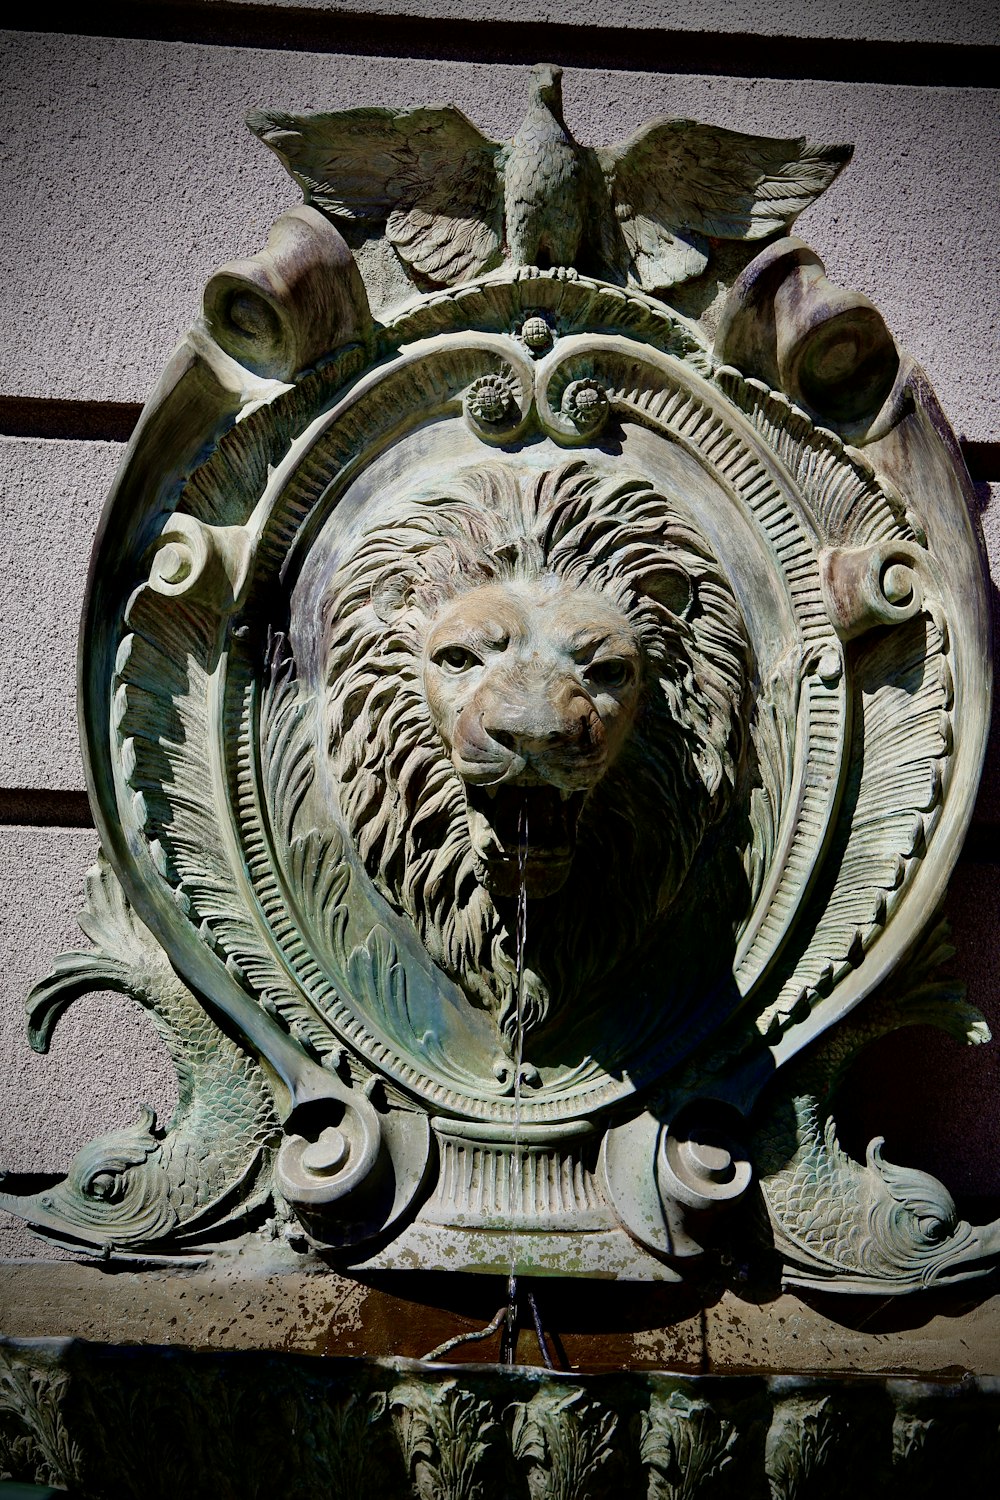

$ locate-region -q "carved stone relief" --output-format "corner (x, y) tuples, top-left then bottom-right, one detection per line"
(1, 67), (995, 1293)
(2, 1339), (1000, 1498)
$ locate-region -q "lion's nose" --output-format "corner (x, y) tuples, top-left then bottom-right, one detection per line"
(482, 685), (599, 758)
(491, 721), (573, 755)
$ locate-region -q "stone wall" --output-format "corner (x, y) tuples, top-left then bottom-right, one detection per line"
(1, 5), (998, 1359)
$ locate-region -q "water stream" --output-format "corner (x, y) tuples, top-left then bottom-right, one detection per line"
(504, 799), (530, 1362)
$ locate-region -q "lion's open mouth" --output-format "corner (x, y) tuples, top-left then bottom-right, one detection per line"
(464, 780), (588, 897)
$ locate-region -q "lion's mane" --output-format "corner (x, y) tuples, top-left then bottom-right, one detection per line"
(319, 459), (752, 1049)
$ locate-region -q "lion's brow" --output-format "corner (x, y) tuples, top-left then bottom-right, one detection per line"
(568, 627), (630, 655)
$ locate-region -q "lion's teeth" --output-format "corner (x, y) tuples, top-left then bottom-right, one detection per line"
(467, 805), (500, 859)
(559, 788), (572, 802)
(486, 784), (498, 799)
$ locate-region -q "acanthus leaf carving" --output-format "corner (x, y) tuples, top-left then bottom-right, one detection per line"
(639, 1387), (741, 1500)
(764, 1395), (846, 1500)
(1, 1347), (999, 1497)
(509, 1387), (620, 1499)
(392, 1379), (503, 1500)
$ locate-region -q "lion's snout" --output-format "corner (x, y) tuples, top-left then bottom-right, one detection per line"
(450, 677), (609, 899)
(475, 678), (606, 782)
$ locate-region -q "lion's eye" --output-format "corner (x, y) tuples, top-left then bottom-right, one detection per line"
(586, 658), (633, 691)
(434, 644), (482, 674)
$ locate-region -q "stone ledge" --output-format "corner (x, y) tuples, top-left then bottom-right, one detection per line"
(2, 1262), (1000, 1377)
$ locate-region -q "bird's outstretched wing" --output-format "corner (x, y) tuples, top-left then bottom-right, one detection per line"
(598, 120), (852, 292)
(247, 105), (503, 287)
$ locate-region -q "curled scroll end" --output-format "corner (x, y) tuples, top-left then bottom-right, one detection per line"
(464, 368), (527, 444)
(275, 1086), (432, 1250)
(602, 1101), (751, 1260)
(534, 360), (613, 447)
(203, 204), (372, 381)
(275, 1105), (380, 1211)
(820, 542), (925, 641)
(657, 1104), (753, 1218)
(715, 236), (907, 443)
(148, 513), (253, 610)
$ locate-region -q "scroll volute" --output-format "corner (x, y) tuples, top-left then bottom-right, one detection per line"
(715, 236), (904, 442)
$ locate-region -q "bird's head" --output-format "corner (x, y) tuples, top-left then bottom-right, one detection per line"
(530, 64), (564, 113)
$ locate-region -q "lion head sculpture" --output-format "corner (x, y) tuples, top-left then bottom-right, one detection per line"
(319, 459), (752, 1051)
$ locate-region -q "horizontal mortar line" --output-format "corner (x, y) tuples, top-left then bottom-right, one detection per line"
(8, 4), (1000, 86)
(0, 396), (142, 444)
(2, 395), (998, 481)
(0, 790), (94, 828)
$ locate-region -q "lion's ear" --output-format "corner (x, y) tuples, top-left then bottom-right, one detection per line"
(638, 563), (693, 619)
(372, 574), (411, 623)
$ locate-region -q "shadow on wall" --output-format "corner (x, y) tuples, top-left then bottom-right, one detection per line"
(836, 860), (1000, 1208)
(835, 482), (1000, 1214)
(964, 483), (1000, 821)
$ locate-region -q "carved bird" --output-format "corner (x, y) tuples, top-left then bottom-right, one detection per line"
(248, 65), (851, 294)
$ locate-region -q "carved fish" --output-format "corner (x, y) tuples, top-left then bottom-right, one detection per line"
(0, 856), (279, 1253)
(248, 64), (851, 293)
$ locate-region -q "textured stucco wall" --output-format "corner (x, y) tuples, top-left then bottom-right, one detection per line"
(2, 33), (998, 438)
(1, 10), (998, 1309)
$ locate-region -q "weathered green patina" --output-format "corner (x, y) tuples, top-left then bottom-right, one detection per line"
(0, 68), (994, 1298)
